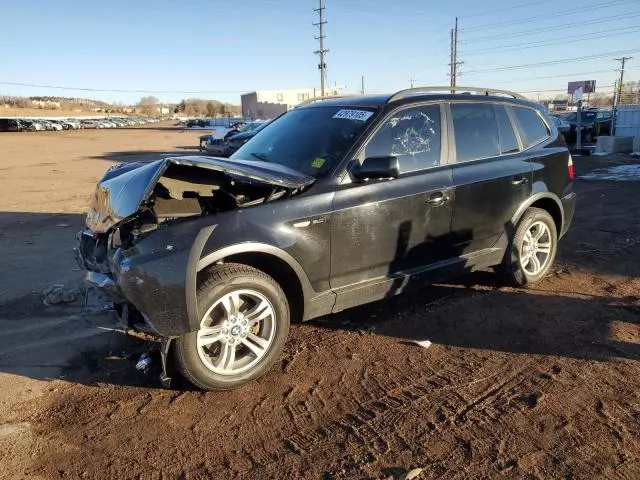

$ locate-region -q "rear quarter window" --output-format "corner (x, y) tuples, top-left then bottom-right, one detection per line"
(511, 106), (550, 149)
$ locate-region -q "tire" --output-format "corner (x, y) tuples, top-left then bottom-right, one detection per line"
(174, 263), (290, 390)
(501, 207), (558, 287)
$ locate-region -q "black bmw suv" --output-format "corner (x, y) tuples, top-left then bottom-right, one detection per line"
(76, 86), (576, 390)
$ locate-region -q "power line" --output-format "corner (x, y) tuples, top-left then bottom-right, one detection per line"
(459, 0), (554, 19)
(491, 69), (617, 84)
(518, 86), (616, 94)
(460, 12), (640, 44)
(0, 81), (248, 94)
(463, 48), (640, 74)
(460, 0), (636, 32)
(460, 26), (640, 56)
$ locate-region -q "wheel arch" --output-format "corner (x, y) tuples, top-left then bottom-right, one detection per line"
(511, 192), (563, 235)
(194, 242), (314, 327)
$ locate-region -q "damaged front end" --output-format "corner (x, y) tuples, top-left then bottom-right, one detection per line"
(75, 156), (314, 339)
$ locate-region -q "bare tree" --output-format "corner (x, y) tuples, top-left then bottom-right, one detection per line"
(206, 102), (217, 117)
(137, 96), (159, 116)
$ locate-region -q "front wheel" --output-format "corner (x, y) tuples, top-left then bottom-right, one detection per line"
(174, 264), (290, 390)
(501, 207), (558, 286)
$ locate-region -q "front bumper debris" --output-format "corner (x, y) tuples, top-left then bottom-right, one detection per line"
(75, 221), (199, 336)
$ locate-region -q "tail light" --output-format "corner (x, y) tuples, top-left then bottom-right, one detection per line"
(568, 155), (575, 180)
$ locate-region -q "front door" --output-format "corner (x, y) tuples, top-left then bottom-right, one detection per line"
(448, 102), (533, 255)
(329, 103), (454, 311)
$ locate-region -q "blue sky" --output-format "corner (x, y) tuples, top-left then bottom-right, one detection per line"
(1, 0), (639, 104)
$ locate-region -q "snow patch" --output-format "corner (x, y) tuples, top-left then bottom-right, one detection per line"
(581, 164), (640, 181)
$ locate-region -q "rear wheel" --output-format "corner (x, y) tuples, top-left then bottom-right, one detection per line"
(501, 208), (557, 286)
(174, 264), (290, 390)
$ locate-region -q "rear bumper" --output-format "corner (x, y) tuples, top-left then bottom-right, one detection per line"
(560, 191), (576, 238)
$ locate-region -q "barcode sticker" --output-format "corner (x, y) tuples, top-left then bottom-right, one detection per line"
(332, 109), (374, 122)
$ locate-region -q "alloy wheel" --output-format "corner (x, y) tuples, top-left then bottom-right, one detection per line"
(196, 289), (276, 376)
(519, 221), (552, 276)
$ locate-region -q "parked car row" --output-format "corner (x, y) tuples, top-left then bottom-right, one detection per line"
(181, 117), (247, 129)
(0, 116), (158, 132)
(204, 121), (270, 156)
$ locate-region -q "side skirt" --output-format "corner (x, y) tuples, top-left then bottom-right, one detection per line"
(331, 247), (505, 313)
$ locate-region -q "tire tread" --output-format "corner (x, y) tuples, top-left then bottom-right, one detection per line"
(501, 207), (558, 287)
(174, 263), (288, 391)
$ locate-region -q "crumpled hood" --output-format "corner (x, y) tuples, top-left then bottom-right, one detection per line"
(86, 156), (315, 233)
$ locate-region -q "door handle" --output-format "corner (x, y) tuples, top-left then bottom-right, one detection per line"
(512, 176), (528, 186)
(426, 192), (448, 206)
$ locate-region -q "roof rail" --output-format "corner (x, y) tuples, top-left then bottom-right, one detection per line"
(295, 95), (352, 107)
(388, 86), (526, 103)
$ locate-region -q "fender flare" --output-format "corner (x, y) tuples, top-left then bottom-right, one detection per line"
(185, 231), (315, 329)
(511, 192), (564, 231)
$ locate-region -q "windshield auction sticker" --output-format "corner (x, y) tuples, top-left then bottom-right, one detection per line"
(332, 109), (374, 122)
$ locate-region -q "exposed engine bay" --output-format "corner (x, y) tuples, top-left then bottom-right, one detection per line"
(116, 163), (291, 249)
(79, 156), (315, 271)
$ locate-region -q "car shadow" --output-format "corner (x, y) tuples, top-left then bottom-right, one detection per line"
(173, 145), (202, 151)
(307, 273), (640, 363)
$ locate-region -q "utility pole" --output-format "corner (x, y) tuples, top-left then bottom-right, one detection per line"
(449, 27), (454, 92)
(453, 17), (459, 87)
(449, 17), (462, 92)
(313, 0), (328, 97)
(361, 75), (365, 95)
(613, 56), (632, 135)
(409, 77), (417, 88)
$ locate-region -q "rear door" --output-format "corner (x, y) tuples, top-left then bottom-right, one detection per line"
(448, 102), (533, 255)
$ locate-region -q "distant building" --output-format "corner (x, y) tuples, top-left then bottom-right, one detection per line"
(546, 99), (569, 112)
(241, 87), (342, 119)
(30, 99), (61, 109)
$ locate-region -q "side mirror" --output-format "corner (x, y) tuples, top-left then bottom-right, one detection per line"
(352, 156), (399, 181)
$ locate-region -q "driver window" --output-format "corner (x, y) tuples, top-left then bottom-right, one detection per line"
(362, 104), (441, 173)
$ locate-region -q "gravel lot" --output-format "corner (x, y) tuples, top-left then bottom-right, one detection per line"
(0, 127), (639, 479)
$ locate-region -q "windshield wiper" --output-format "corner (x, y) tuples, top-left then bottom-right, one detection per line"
(250, 152), (270, 162)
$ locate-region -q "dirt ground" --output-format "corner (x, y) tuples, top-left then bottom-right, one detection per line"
(0, 127), (639, 480)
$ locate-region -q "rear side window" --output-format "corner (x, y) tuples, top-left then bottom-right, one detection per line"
(451, 103), (500, 162)
(495, 105), (519, 154)
(512, 107), (550, 149)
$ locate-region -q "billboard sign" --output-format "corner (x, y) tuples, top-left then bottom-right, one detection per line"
(567, 80), (596, 94)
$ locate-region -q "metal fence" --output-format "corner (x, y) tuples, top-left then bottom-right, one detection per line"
(615, 104), (640, 137)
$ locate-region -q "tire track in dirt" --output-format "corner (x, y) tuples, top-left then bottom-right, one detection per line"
(13, 164), (640, 479)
